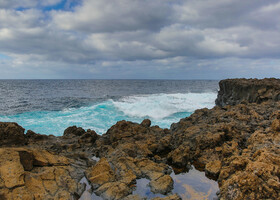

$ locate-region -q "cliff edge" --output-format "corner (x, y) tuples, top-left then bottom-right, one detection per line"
(215, 78), (280, 106)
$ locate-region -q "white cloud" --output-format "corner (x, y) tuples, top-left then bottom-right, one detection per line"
(0, 0), (280, 78)
(52, 0), (171, 33)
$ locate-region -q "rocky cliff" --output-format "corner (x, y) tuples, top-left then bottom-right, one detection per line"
(215, 78), (280, 106)
(1, 78), (280, 200)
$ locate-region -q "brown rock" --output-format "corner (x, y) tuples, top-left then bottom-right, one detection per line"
(0, 148), (25, 188)
(151, 194), (182, 200)
(205, 160), (222, 179)
(0, 148), (84, 200)
(95, 181), (131, 200)
(86, 158), (115, 189)
(0, 122), (26, 146)
(271, 119), (280, 131)
(149, 175), (173, 194)
(18, 150), (34, 171)
(141, 119), (151, 127)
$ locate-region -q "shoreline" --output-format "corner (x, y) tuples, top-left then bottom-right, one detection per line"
(1, 78), (280, 199)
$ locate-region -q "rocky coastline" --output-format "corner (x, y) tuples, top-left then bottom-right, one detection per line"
(0, 78), (280, 200)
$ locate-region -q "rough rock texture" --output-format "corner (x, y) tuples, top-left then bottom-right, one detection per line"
(0, 122), (27, 146)
(87, 120), (175, 199)
(1, 78), (280, 199)
(0, 148), (85, 200)
(216, 78), (280, 106)
(168, 101), (280, 199)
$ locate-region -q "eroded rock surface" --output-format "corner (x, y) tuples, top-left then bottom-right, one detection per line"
(216, 78), (280, 106)
(0, 148), (85, 200)
(168, 101), (280, 199)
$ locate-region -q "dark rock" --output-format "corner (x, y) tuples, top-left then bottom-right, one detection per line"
(26, 130), (49, 141)
(63, 126), (85, 137)
(18, 150), (34, 171)
(141, 119), (151, 127)
(216, 78), (280, 106)
(0, 122), (26, 146)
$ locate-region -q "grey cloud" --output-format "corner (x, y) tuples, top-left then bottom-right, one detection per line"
(0, 0), (280, 79)
(0, 0), (63, 9)
(52, 0), (172, 33)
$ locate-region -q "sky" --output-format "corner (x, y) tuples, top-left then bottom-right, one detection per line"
(0, 0), (280, 79)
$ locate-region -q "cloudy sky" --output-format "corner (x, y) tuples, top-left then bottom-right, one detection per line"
(0, 0), (280, 79)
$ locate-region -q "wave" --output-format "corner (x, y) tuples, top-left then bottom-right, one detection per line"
(0, 92), (217, 136)
(113, 93), (217, 119)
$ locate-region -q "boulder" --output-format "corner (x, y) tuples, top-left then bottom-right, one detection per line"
(0, 122), (26, 146)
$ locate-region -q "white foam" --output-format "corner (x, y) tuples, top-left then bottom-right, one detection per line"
(0, 92), (217, 136)
(112, 93), (217, 120)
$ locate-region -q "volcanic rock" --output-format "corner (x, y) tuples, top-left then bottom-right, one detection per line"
(0, 122), (26, 146)
(0, 148), (84, 199)
(216, 78), (280, 106)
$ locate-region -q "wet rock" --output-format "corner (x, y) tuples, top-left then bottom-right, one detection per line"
(95, 181), (131, 200)
(123, 194), (145, 200)
(151, 194), (182, 200)
(149, 175), (173, 194)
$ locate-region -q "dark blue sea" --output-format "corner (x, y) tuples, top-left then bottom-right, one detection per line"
(0, 80), (219, 136)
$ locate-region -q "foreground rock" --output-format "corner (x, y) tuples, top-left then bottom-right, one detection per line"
(0, 147), (85, 199)
(168, 101), (280, 199)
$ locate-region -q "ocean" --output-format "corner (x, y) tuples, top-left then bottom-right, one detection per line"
(0, 80), (219, 136)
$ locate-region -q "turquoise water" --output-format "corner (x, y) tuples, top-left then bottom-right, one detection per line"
(0, 92), (216, 136)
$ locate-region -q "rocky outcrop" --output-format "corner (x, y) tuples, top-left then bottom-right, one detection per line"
(168, 101), (280, 199)
(215, 78), (280, 106)
(0, 122), (27, 146)
(0, 148), (85, 200)
(1, 78), (280, 199)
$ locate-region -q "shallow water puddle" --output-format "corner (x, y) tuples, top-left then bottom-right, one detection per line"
(79, 155), (103, 200)
(133, 166), (219, 200)
(79, 176), (103, 200)
(171, 166), (219, 200)
(132, 178), (166, 198)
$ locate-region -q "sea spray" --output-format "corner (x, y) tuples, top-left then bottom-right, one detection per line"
(0, 92), (217, 136)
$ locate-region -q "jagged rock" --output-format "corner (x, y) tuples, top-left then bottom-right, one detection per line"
(149, 175), (173, 194)
(141, 119), (151, 127)
(64, 126), (86, 137)
(95, 181), (131, 200)
(205, 160), (222, 179)
(216, 78), (280, 106)
(0, 122), (26, 146)
(86, 158), (115, 190)
(0, 148), (85, 199)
